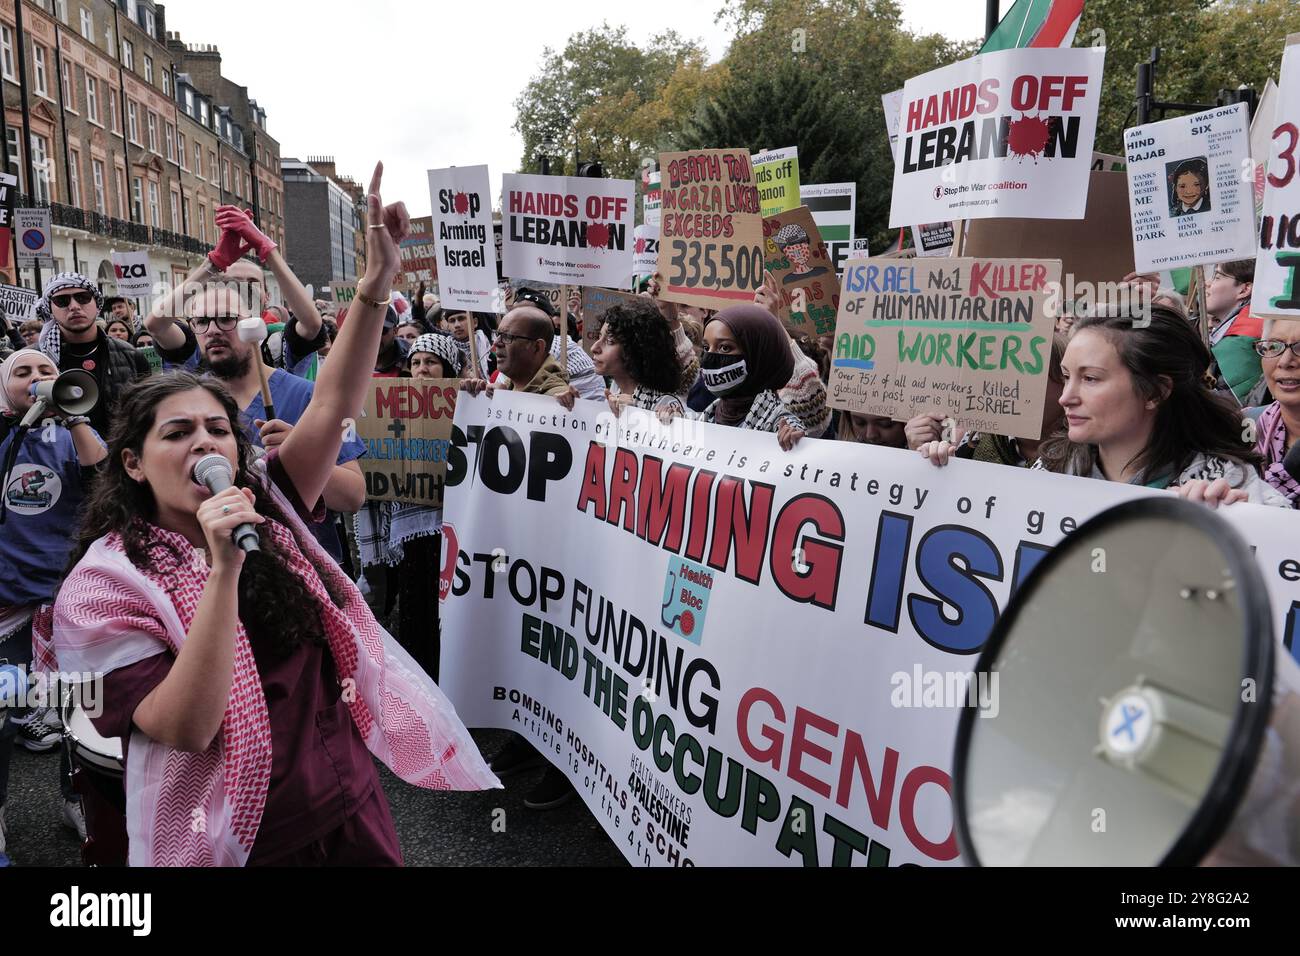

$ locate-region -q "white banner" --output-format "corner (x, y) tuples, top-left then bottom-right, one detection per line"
(1123, 103), (1256, 273)
(633, 224), (659, 277)
(800, 182), (856, 275)
(883, 88), (904, 162)
(890, 47), (1105, 226)
(501, 173), (635, 288)
(428, 165), (498, 312)
(110, 250), (152, 298)
(1252, 33), (1300, 320)
(643, 165), (662, 227)
(441, 391), (1300, 867)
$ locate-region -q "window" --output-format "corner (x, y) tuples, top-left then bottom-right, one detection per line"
(165, 122), (175, 162)
(69, 148), (81, 206)
(132, 176), (143, 221)
(162, 70), (169, 96)
(147, 111), (157, 152)
(182, 196), (191, 234)
(33, 46), (47, 97)
(183, 87), (193, 116)
(91, 159), (105, 214)
(31, 135), (51, 203)
(209, 150), (216, 183)
(55, 0), (67, 24)
(170, 189), (179, 230)
(148, 181), (159, 227)
(115, 168), (125, 218)
(108, 92), (118, 132)
(60, 60), (74, 111)
(222, 159), (230, 190)
(80, 9), (93, 42)
(128, 101), (138, 143)
(198, 203), (207, 243)
(122, 41), (133, 71)
(194, 142), (201, 174)
(1, 26), (14, 81)
(178, 132), (186, 169)
(200, 102), (209, 127)
(144, 11), (155, 39)
(144, 55), (152, 85)
(6, 129), (21, 192)
(244, 172), (250, 199)
(85, 75), (99, 124)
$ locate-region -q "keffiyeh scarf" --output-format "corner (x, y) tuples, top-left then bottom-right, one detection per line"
(1257, 403), (1300, 506)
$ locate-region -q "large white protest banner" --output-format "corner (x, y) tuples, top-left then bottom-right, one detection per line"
(1123, 103), (1256, 273)
(1253, 34), (1300, 320)
(428, 165), (498, 312)
(501, 172), (635, 288)
(890, 47), (1105, 226)
(441, 391), (1300, 867)
(111, 250), (152, 297)
(800, 182), (856, 275)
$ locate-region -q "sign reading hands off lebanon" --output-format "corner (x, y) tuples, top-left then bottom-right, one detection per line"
(439, 391), (1300, 867)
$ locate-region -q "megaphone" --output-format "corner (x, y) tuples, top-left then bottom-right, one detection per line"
(952, 497), (1300, 866)
(20, 368), (99, 427)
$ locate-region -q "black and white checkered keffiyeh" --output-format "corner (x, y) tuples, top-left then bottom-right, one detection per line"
(36, 272), (104, 366)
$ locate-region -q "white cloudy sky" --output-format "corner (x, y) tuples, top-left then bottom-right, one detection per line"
(161, 0), (986, 217)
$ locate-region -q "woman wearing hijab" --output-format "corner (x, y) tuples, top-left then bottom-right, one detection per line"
(699, 304), (805, 450)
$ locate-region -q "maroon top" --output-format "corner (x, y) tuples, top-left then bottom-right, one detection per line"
(89, 451), (383, 864)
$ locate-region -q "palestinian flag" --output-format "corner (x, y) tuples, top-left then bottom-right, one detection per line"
(980, 0), (1086, 52)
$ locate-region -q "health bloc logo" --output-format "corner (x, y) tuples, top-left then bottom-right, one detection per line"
(660, 557), (713, 645)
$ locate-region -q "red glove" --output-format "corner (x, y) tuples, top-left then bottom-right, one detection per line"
(208, 212), (251, 270)
(215, 205), (277, 263)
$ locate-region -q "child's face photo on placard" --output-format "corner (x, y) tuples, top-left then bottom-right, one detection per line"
(1167, 157), (1211, 216)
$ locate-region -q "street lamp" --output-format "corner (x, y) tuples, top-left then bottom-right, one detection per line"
(539, 135), (557, 176)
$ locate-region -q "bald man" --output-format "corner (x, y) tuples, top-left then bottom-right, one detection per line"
(463, 306), (571, 398)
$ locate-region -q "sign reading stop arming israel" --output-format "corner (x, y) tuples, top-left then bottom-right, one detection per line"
(440, 391), (1300, 867)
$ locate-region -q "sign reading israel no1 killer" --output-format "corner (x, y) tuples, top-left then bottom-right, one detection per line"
(1123, 102), (1256, 274)
(828, 257), (1060, 440)
(889, 46), (1105, 226)
(656, 149), (764, 310)
(501, 172), (635, 288)
(428, 165), (497, 311)
(110, 250), (152, 298)
(799, 182), (855, 275)
(356, 377), (457, 507)
(1253, 33), (1300, 320)
(439, 390), (1300, 866)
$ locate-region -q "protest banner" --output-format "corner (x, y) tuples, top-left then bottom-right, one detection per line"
(136, 345), (163, 375)
(643, 165), (661, 227)
(656, 148), (765, 310)
(428, 165), (498, 311)
(399, 230), (436, 286)
(1091, 151), (1127, 171)
(912, 222), (955, 257)
(0, 283), (38, 327)
(963, 170), (1135, 289)
(441, 390), (1300, 867)
(508, 276), (564, 315)
(1123, 103), (1256, 273)
(110, 250), (152, 298)
(753, 147), (800, 217)
(762, 205), (840, 336)
(501, 172), (635, 288)
(15, 207), (51, 267)
(355, 377), (457, 507)
(883, 88), (905, 161)
(889, 47), (1105, 226)
(1250, 79), (1278, 224)
(579, 286), (642, 354)
(827, 256), (1060, 440)
(330, 281), (358, 306)
(800, 182), (856, 275)
(1252, 33), (1300, 320)
(633, 224), (659, 278)
(0, 171), (14, 269)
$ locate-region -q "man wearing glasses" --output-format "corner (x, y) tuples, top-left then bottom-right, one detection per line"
(462, 306), (573, 399)
(34, 273), (150, 437)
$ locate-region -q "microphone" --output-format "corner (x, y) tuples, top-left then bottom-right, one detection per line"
(1282, 441), (1300, 484)
(192, 454), (260, 553)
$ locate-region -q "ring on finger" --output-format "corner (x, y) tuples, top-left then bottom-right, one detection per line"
(221, 505), (231, 515)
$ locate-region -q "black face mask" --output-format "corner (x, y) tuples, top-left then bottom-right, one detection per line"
(700, 351), (748, 396)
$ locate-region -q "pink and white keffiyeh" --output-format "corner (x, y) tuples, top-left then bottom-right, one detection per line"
(53, 469), (499, 867)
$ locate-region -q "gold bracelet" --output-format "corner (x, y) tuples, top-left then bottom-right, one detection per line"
(356, 290), (391, 309)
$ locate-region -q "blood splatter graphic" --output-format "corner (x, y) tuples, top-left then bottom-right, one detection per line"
(634, 236), (646, 254)
(1007, 114), (1051, 163)
(453, 192), (470, 214)
(586, 222), (611, 248)
(680, 610), (695, 636)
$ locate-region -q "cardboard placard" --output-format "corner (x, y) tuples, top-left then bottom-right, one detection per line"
(579, 287), (643, 354)
(762, 205), (840, 336)
(428, 165), (498, 311)
(753, 147), (800, 217)
(330, 281), (358, 305)
(0, 283), (38, 328)
(642, 165), (661, 227)
(1252, 33), (1300, 320)
(912, 222), (955, 257)
(500, 172), (635, 288)
(656, 148), (764, 310)
(357, 377), (457, 507)
(962, 170), (1135, 288)
(136, 344), (163, 375)
(800, 182), (856, 275)
(828, 256), (1061, 440)
(890, 47), (1105, 225)
(1124, 103), (1256, 274)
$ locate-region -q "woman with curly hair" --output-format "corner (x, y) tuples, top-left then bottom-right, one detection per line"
(51, 165), (497, 867)
(591, 298), (688, 418)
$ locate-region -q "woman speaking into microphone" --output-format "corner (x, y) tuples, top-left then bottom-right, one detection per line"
(52, 164), (498, 867)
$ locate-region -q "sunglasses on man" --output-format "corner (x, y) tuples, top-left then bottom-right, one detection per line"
(51, 290), (96, 309)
